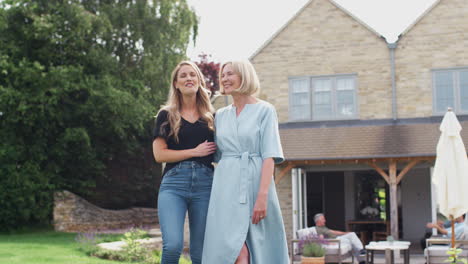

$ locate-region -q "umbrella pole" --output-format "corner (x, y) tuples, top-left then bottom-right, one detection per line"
(451, 215), (455, 249)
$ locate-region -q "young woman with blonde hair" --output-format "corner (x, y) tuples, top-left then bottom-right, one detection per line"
(153, 61), (216, 264)
(202, 60), (288, 263)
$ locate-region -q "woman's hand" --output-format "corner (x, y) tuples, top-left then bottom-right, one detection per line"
(252, 193), (268, 224)
(153, 138), (216, 163)
(192, 140), (216, 157)
(252, 158), (274, 224)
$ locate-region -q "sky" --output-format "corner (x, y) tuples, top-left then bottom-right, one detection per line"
(186, 0), (438, 62)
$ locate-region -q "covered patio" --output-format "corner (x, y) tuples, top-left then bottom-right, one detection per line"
(275, 117), (468, 250)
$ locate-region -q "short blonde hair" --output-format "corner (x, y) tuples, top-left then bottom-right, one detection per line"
(219, 60), (260, 95)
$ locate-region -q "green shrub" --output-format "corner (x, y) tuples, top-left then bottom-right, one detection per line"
(75, 233), (100, 255)
(121, 229), (150, 262)
(75, 229), (192, 264)
(303, 242), (326, 258)
(0, 0), (197, 231)
(299, 233), (327, 257)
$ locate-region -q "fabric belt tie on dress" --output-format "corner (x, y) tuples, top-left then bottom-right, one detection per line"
(222, 152), (260, 204)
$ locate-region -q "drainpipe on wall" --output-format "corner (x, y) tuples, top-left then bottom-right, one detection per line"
(388, 42), (398, 120)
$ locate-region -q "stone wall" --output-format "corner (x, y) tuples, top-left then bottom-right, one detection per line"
(395, 0), (468, 118)
(251, 0), (392, 122)
(211, 94), (232, 109)
(275, 167), (293, 248)
(53, 190), (158, 232)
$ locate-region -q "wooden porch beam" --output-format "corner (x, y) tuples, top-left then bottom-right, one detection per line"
(276, 157), (429, 185)
(368, 162), (390, 184)
(396, 159), (421, 184)
(280, 156), (434, 166)
(389, 160), (399, 239)
(275, 162), (295, 184)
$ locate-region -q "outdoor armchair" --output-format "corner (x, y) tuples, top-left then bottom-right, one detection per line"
(291, 226), (354, 264)
(425, 238), (468, 264)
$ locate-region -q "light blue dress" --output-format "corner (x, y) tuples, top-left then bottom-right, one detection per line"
(202, 100), (289, 264)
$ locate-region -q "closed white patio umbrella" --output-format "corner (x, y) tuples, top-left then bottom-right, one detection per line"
(432, 109), (468, 247)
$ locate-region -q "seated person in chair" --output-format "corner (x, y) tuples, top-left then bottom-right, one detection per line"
(420, 214), (450, 249)
(314, 213), (366, 264)
(424, 215), (467, 263)
(426, 214), (465, 240)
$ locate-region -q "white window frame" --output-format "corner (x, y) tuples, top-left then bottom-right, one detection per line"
(288, 77), (311, 121)
(432, 67), (468, 115)
(288, 74), (358, 121)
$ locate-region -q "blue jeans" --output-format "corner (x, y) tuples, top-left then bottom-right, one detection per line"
(158, 161), (213, 264)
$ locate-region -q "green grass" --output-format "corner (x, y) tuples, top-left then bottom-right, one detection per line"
(0, 229), (137, 264)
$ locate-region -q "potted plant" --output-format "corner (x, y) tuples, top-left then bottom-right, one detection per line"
(298, 233), (327, 264)
(446, 247), (468, 264)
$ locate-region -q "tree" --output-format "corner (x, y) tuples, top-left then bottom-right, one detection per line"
(195, 53), (220, 95)
(0, 0), (198, 230)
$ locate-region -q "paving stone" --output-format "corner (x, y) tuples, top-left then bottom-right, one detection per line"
(98, 237), (163, 252)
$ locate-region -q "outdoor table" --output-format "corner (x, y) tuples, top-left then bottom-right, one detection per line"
(365, 241), (411, 264)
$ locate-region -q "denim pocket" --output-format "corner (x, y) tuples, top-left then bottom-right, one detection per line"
(160, 168), (186, 189)
(198, 167), (214, 188)
(163, 167), (178, 178)
(200, 166), (213, 176)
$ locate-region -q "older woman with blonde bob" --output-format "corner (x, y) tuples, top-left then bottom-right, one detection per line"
(153, 61), (216, 264)
(202, 60), (289, 263)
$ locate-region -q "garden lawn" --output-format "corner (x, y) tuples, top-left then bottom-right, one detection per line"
(0, 229), (135, 264)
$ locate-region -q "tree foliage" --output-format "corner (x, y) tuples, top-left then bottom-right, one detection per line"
(0, 0), (198, 230)
(195, 53), (220, 95)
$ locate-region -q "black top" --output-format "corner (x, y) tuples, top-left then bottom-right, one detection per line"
(153, 110), (214, 175)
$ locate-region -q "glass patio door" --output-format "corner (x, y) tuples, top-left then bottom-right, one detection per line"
(292, 168), (308, 252)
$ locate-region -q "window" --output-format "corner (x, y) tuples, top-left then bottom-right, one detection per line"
(290, 78), (311, 120)
(433, 68), (468, 114)
(289, 75), (357, 121)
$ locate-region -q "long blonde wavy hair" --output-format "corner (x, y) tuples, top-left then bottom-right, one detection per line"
(158, 61), (215, 143)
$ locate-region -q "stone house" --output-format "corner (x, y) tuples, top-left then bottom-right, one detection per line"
(213, 0), (468, 248)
